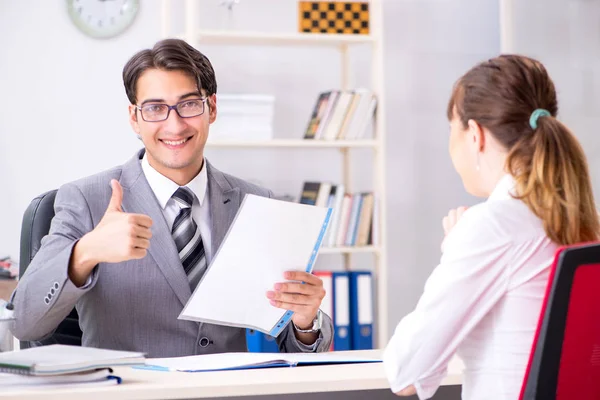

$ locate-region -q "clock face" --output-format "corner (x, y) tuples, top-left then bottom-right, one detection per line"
(66, 0), (140, 39)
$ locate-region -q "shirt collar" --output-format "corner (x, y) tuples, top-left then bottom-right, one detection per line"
(488, 174), (516, 202)
(141, 153), (208, 209)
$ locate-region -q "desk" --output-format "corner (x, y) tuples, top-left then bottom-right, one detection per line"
(1, 350), (464, 400)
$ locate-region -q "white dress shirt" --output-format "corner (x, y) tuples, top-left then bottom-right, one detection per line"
(383, 174), (558, 400)
(141, 154), (213, 264)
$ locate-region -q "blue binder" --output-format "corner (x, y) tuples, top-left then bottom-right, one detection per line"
(246, 329), (262, 352)
(332, 271), (352, 351)
(246, 329), (279, 353)
(261, 333), (279, 352)
(349, 271), (374, 350)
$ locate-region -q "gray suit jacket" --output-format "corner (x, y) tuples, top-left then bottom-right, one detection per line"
(11, 150), (333, 357)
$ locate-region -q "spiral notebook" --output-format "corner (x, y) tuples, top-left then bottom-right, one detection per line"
(0, 344), (145, 376)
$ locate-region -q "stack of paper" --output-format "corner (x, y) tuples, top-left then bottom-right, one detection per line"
(209, 94), (275, 141)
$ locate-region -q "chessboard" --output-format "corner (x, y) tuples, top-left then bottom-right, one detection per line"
(298, 1), (370, 35)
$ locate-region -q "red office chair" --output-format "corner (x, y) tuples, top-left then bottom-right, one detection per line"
(519, 242), (600, 400)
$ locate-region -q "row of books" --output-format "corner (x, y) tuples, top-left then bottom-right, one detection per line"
(299, 182), (377, 247)
(304, 89), (377, 140)
(246, 270), (374, 352)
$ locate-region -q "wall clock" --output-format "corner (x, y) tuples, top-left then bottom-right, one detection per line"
(66, 0), (140, 39)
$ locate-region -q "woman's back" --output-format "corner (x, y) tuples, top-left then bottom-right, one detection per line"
(456, 177), (557, 399)
(382, 175), (557, 399)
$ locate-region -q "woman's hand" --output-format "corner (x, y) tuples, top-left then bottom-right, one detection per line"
(442, 206), (468, 236)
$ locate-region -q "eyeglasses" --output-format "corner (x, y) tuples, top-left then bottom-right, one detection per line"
(136, 98), (207, 122)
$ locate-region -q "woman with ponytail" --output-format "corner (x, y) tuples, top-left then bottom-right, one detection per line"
(383, 55), (599, 400)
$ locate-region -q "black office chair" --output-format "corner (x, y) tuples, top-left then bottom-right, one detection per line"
(19, 189), (82, 349)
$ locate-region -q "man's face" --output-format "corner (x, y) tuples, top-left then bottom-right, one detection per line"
(128, 68), (217, 181)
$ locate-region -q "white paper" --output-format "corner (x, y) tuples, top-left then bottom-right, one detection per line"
(145, 351), (381, 372)
(179, 194), (331, 335)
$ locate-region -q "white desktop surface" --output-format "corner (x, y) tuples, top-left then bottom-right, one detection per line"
(1, 350), (464, 400)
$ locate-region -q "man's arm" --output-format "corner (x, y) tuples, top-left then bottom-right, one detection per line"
(11, 179), (153, 341)
(11, 183), (97, 341)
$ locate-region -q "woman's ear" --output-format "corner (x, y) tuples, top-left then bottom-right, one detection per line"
(467, 119), (485, 152)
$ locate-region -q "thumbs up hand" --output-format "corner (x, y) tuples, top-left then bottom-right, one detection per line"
(106, 178), (124, 212)
(91, 179), (153, 263)
(68, 179), (153, 287)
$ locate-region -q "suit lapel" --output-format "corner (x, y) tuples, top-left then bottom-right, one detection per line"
(119, 150), (192, 307)
(206, 161), (241, 256)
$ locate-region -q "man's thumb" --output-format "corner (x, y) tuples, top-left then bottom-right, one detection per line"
(107, 179), (123, 212)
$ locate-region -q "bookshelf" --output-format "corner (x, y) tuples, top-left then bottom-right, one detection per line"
(161, 0), (389, 349)
(206, 139), (378, 149)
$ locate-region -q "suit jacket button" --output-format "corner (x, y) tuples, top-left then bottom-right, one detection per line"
(199, 337), (210, 347)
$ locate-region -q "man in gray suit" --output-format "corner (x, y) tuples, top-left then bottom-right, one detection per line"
(11, 39), (333, 358)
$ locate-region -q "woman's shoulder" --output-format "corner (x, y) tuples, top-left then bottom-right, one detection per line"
(459, 196), (544, 241)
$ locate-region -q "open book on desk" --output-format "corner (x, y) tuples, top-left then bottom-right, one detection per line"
(179, 194), (332, 337)
(142, 351), (382, 372)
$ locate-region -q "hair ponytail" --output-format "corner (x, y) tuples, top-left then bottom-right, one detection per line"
(506, 116), (599, 245)
(447, 54), (599, 246)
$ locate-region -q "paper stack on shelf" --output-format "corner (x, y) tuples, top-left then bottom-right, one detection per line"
(209, 94), (275, 141)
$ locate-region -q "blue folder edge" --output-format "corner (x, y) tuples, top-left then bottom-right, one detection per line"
(107, 375), (123, 384)
(268, 207), (333, 337)
(136, 358), (381, 373)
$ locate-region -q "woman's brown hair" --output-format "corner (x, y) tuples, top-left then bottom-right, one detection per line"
(447, 55), (599, 245)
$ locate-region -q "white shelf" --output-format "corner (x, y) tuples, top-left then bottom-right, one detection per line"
(206, 139), (378, 149)
(320, 246), (381, 255)
(188, 30), (374, 47)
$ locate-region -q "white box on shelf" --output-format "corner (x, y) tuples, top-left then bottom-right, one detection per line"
(209, 94), (275, 141)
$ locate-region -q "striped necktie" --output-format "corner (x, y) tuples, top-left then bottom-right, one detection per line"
(171, 187), (207, 289)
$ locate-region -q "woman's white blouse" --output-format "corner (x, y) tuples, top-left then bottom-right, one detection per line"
(383, 175), (558, 399)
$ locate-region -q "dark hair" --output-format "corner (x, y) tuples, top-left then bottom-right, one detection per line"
(447, 54), (599, 245)
(122, 38), (217, 106)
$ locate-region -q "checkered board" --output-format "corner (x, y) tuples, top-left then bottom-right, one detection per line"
(298, 1), (369, 35)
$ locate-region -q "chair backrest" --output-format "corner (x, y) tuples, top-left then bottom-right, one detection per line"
(19, 189), (82, 349)
(520, 242), (600, 400)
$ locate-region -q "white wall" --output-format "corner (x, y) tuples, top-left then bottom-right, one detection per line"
(0, 0), (500, 339)
(0, 0), (164, 252)
(509, 0), (600, 192)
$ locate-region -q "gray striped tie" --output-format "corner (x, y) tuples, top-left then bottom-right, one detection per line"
(171, 187), (207, 290)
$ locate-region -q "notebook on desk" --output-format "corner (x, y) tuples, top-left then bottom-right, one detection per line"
(0, 368), (121, 389)
(142, 351), (382, 372)
(0, 344), (145, 376)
